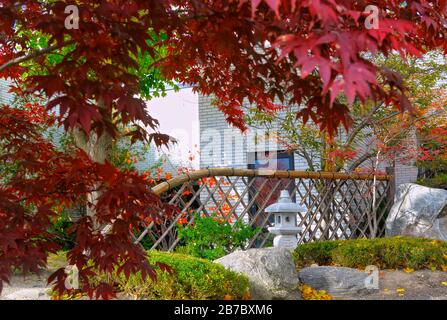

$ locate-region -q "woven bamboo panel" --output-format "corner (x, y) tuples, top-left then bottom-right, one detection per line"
(135, 168), (393, 251)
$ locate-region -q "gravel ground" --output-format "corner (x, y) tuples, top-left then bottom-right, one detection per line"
(0, 271), (52, 300)
(334, 270), (447, 300)
(1, 269), (446, 300)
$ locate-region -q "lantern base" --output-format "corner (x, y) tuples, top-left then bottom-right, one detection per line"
(268, 226), (301, 235)
(272, 235), (298, 249)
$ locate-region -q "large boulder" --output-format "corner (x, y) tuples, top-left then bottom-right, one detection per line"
(214, 247), (301, 300)
(385, 183), (447, 240)
(298, 266), (377, 296)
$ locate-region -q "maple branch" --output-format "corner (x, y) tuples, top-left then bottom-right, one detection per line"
(347, 152), (375, 171)
(0, 40), (75, 72)
(376, 110), (402, 124)
(344, 102), (385, 148)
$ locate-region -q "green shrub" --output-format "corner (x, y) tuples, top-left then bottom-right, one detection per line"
(176, 213), (260, 260)
(47, 209), (76, 250)
(293, 237), (447, 271)
(115, 251), (250, 300)
(294, 240), (340, 267)
(417, 173), (447, 189)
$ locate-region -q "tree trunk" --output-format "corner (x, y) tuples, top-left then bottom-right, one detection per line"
(72, 126), (113, 164)
(72, 100), (113, 230)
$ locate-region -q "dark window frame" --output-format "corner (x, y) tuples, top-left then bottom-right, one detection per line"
(247, 150), (295, 171)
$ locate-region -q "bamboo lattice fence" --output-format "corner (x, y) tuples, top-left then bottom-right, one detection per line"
(135, 168), (395, 251)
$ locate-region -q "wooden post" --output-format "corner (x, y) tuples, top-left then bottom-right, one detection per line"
(386, 166), (396, 207)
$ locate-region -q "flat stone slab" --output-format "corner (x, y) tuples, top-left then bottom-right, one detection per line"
(298, 266), (377, 296)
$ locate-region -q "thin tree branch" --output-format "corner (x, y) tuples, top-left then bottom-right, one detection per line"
(0, 40), (75, 72)
(297, 148), (316, 171)
(344, 102), (384, 148)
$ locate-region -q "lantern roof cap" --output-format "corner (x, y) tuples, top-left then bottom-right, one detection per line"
(265, 190), (305, 213)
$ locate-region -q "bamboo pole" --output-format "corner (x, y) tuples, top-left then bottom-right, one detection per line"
(151, 168), (391, 195)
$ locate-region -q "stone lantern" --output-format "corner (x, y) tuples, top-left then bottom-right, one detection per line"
(266, 190), (304, 249)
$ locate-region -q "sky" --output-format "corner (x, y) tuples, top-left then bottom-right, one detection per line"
(145, 87), (200, 169)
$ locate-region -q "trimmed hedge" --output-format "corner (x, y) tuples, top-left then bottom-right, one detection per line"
(48, 251), (250, 300)
(293, 237), (447, 271)
(115, 251), (250, 300)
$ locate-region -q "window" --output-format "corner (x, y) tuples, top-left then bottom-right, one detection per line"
(247, 151), (295, 239)
(247, 150), (295, 171)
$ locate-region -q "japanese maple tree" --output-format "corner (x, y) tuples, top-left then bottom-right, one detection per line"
(244, 51), (447, 172)
(1, 0), (446, 299)
(415, 91), (447, 186)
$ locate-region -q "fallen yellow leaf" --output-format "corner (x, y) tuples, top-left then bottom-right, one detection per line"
(398, 293), (405, 297)
(403, 267), (414, 273)
(442, 282), (447, 286)
(242, 292), (252, 300)
(300, 284), (333, 300)
(396, 288), (406, 293)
